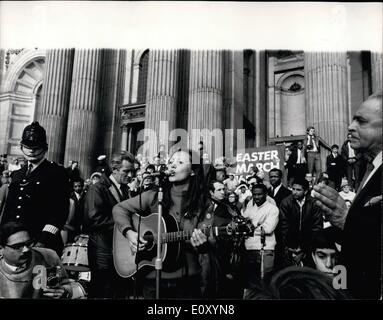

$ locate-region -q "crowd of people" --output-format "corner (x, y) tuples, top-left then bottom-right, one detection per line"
(0, 92), (381, 300)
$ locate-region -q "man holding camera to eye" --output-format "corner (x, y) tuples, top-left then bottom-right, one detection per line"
(1, 122), (70, 256)
(0, 222), (73, 298)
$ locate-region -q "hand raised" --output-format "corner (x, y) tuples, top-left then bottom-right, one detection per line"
(312, 184), (348, 230)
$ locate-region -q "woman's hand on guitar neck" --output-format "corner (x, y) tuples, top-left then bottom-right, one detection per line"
(190, 229), (207, 248)
(126, 230), (147, 253)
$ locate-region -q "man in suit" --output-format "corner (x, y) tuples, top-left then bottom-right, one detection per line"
(268, 168), (291, 271)
(65, 160), (81, 187)
(62, 177), (86, 244)
(286, 141), (307, 186)
(83, 151), (136, 298)
(200, 180), (239, 298)
(303, 126), (322, 181)
(326, 144), (345, 191)
(1, 122), (70, 255)
(268, 168), (291, 208)
(341, 133), (366, 191)
(313, 92), (382, 299)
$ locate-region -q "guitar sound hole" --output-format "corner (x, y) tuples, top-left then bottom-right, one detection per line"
(143, 231), (154, 251)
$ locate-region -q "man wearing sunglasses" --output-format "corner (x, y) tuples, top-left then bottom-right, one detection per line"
(1, 122), (70, 255)
(0, 222), (72, 298)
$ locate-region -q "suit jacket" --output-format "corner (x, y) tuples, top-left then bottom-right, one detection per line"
(340, 140), (363, 161)
(340, 165), (381, 299)
(65, 191), (86, 237)
(2, 160), (70, 248)
(83, 175), (127, 233)
(269, 184), (291, 208)
(302, 134), (321, 156)
(326, 154), (345, 178)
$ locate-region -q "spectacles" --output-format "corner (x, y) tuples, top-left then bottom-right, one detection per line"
(5, 239), (35, 251)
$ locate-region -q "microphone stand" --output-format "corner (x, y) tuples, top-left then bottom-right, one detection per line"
(155, 171), (166, 299)
(260, 227), (266, 282)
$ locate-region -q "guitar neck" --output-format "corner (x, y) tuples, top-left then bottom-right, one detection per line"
(161, 226), (227, 244)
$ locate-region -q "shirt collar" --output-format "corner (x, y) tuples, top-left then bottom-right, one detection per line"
(3, 260), (27, 272)
(109, 174), (121, 190)
(273, 183), (282, 195)
(372, 151), (382, 169)
(296, 196), (306, 207)
(28, 157), (45, 170)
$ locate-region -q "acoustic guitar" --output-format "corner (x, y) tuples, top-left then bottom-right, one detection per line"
(113, 212), (254, 278)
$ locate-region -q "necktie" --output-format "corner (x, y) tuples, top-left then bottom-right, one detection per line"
(120, 185), (129, 200)
(358, 162), (375, 192)
(25, 164), (33, 178)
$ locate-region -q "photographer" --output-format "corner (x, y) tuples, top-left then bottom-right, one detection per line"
(0, 222), (73, 298)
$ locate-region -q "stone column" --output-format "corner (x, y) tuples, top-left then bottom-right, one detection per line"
(304, 52), (349, 148)
(127, 127), (133, 153)
(121, 125), (128, 151)
(99, 49), (126, 159)
(64, 49), (103, 178)
(38, 49), (74, 164)
(223, 50), (244, 158)
(371, 52), (383, 94)
(144, 50), (178, 159)
(188, 50), (224, 158)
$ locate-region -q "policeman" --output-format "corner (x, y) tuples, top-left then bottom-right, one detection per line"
(1, 122), (70, 254)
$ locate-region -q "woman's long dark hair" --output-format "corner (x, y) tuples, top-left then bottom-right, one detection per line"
(153, 148), (206, 220)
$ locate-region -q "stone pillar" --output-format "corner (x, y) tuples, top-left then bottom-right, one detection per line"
(38, 49), (74, 164)
(144, 50), (178, 159)
(371, 52), (383, 94)
(99, 49), (126, 159)
(188, 50), (224, 158)
(304, 52), (349, 148)
(127, 127), (133, 153)
(131, 61), (140, 104)
(223, 50), (244, 158)
(64, 49), (103, 178)
(121, 125), (128, 151)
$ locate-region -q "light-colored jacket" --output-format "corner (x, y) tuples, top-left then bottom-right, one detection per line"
(242, 200), (279, 250)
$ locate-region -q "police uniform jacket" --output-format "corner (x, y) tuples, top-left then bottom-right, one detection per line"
(2, 159), (70, 247)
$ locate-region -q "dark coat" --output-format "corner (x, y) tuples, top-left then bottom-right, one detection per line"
(340, 165), (381, 299)
(279, 194), (323, 252)
(326, 154), (344, 175)
(340, 140), (363, 161)
(268, 184), (291, 208)
(2, 159), (70, 252)
(286, 147), (307, 179)
(83, 175), (126, 233)
(65, 191), (86, 241)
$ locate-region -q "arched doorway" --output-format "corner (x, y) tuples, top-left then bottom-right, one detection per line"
(0, 49), (46, 157)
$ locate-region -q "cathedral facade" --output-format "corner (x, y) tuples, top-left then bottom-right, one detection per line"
(0, 48), (382, 178)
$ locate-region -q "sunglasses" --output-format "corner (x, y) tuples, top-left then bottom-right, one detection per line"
(5, 239), (35, 251)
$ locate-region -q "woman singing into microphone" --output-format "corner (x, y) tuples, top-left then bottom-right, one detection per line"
(112, 148), (208, 299)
